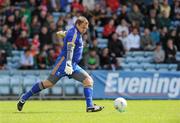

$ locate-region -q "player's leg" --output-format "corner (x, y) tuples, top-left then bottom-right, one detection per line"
(17, 56), (65, 111)
(71, 67), (104, 112)
(20, 76), (58, 101)
(17, 74), (60, 111)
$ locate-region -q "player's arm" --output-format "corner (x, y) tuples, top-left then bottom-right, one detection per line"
(56, 30), (67, 38)
(67, 42), (75, 62)
(64, 31), (77, 75)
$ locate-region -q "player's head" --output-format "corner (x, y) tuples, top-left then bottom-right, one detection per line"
(75, 16), (89, 34)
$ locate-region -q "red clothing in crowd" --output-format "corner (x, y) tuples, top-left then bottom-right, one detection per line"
(41, 0), (49, 6)
(71, 0), (84, 12)
(32, 38), (40, 49)
(106, 0), (120, 12)
(20, 21), (28, 32)
(0, 0), (4, 6)
(15, 38), (29, 50)
(103, 23), (115, 38)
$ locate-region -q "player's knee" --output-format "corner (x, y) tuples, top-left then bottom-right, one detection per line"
(42, 80), (55, 88)
(83, 77), (94, 87)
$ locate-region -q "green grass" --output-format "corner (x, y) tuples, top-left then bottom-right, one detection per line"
(0, 100), (180, 123)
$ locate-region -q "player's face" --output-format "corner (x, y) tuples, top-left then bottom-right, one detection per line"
(77, 22), (89, 34)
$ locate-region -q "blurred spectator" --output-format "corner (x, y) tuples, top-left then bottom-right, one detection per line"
(0, 50), (7, 70)
(50, 0), (65, 12)
(65, 13), (74, 30)
(82, 33), (90, 55)
(49, 22), (57, 44)
(39, 9), (48, 26)
(150, 26), (160, 44)
(91, 4), (106, 25)
(1, 25), (9, 35)
(160, 0), (171, 18)
(120, 31), (129, 51)
(5, 14), (15, 28)
(14, 30), (29, 50)
(128, 4), (144, 26)
(30, 15), (41, 37)
(82, 0), (95, 10)
(35, 46), (48, 69)
(20, 16), (29, 32)
(169, 29), (177, 43)
(164, 39), (178, 63)
(11, 23), (21, 43)
(116, 19), (129, 39)
(106, 7), (113, 18)
(14, 9), (21, 22)
(32, 34), (40, 49)
(30, 34), (40, 56)
(57, 16), (66, 30)
(0, 36), (12, 56)
(170, 0), (180, 20)
(148, 0), (161, 15)
(39, 26), (52, 49)
(158, 10), (171, 28)
(84, 48), (100, 70)
(20, 48), (34, 69)
(140, 28), (155, 51)
(103, 19), (115, 38)
(5, 28), (13, 43)
(47, 48), (56, 68)
(100, 48), (111, 69)
(46, 13), (54, 25)
(145, 9), (158, 30)
(127, 27), (141, 51)
(160, 27), (169, 49)
(153, 42), (165, 63)
(20, 5), (31, 25)
(108, 33), (125, 57)
(117, 5), (129, 22)
(5, 5), (15, 14)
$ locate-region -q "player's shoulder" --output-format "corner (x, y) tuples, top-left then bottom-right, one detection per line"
(66, 26), (78, 37)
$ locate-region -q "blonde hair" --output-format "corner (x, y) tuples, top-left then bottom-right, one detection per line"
(75, 16), (89, 25)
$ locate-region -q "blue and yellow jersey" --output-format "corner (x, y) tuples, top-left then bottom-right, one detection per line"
(51, 26), (85, 77)
(51, 26), (83, 77)
(60, 25), (83, 64)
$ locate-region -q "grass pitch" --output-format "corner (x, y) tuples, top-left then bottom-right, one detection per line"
(0, 100), (180, 123)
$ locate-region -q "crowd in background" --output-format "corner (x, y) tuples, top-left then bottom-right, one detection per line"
(0, 0), (179, 70)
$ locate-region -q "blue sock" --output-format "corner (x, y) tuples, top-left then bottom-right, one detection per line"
(84, 87), (93, 107)
(22, 82), (45, 101)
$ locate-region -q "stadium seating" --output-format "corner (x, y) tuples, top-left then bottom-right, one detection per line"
(96, 26), (104, 38)
(97, 38), (108, 49)
(7, 50), (22, 69)
(10, 73), (23, 95)
(0, 70), (84, 98)
(63, 78), (77, 96)
(0, 72), (10, 95)
(121, 51), (178, 72)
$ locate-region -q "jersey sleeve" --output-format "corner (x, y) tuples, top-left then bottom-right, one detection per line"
(65, 29), (77, 46)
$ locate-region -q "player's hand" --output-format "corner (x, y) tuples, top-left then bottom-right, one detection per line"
(65, 61), (73, 75)
(56, 31), (66, 38)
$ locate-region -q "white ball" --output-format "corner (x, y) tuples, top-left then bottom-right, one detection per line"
(114, 97), (127, 112)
